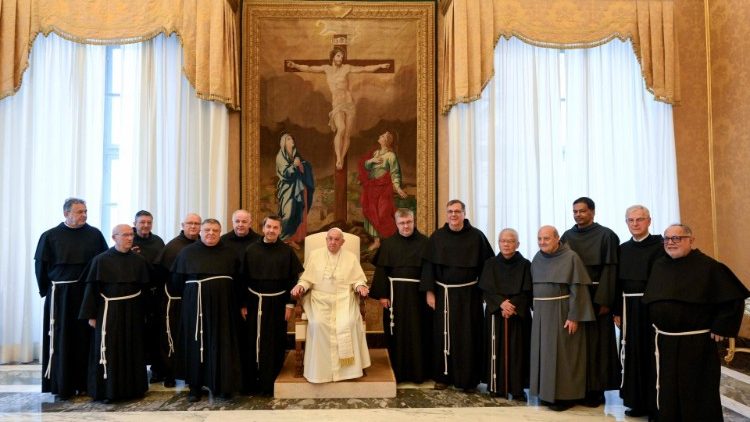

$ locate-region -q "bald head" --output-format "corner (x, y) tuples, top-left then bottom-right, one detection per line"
(231, 209), (252, 237)
(112, 224), (135, 253)
(537, 225), (560, 254)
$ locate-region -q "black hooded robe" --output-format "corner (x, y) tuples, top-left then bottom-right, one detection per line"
(78, 248), (150, 401)
(153, 231), (195, 382)
(478, 251), (532, 398)
(643, 249), (749, 422)
(34, 223), (108, 397)
(615, 234), (664, 414)
(132, 231), (165, 379)
(420, 220), (495, 389)
(241, 239), (303, 394)
(171, 240), (242, 396)
(370, 229), (432, 384)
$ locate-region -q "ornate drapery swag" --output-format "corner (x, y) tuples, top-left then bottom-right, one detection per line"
(0, 0), (239, 109)
(440, 0), (679, 114)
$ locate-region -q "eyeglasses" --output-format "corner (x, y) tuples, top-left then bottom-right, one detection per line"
(663, 235), (691, 244)
(626, 217), (648, 224)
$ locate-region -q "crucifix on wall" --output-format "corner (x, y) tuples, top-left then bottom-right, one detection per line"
(285, 34), (394, 223)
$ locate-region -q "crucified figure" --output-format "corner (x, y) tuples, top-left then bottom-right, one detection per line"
(287, 48), (391, 170)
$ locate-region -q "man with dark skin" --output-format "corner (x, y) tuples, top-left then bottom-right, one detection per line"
(561, 197), (620, 407)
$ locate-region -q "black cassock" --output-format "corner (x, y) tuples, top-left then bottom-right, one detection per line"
(171, 240), (242, 395)
(241, 240), (303, 394)
(153, 231), (194, 381)
(34, 222), (108, 397)
(421, 220), (495, 389)
(478, 251), (532, 398)
(79, 248), (149, 401)
(371, 229), (432, 384)
(643, 249), (749, 422)
(615, 234), (664, 414)
(220, 229), (260, 391)
(562, 223), (621, 393)
(132, 230), (165, 378)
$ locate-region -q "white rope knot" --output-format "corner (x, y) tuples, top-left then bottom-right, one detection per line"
(44, 280), (78, 379)
(386, 278), (419, 336)
(164, 283), (182, 357)
(99, 290), (141, 380)
(186, 276), (232, 363)
(652, 324), (710, 410)
(436, 280), (478, 378)
(248, 287), (286, 366)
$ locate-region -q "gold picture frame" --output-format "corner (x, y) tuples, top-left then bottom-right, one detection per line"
(242, 1), (435, 257)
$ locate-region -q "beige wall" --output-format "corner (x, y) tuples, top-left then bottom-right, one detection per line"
(674, 0), (750, 291)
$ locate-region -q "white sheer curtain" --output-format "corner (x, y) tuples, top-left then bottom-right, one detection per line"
(448, 38), (679, 258)
(0, 33), (227, 363)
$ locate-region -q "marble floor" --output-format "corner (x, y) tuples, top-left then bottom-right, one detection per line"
(1, 358), (749, 422)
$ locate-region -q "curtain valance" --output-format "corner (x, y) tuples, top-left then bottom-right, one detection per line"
(0, 0), (239, 109)
(440, 0), (679, 113)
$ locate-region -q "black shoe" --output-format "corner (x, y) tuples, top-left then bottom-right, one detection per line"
(187, 389), (201, 402)
(100, 398), (112, 404)
(512, 392), (527, 402)
(582, 392), (603, 407)
(625, 409), (649, 417)
(150, 375), (165, 383)
(462, 387), (477, 394)
(433, 382), (448, 390)
(548, 400), (574, 412)
(163, 379), (176, 388)
(218, 392), (232, 400)
(56, 394), (71, 401)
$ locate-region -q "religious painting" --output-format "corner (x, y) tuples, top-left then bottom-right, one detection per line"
(242, 1), (436, 264)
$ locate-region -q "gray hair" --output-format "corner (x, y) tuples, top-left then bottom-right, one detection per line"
(63, 197), (85, 213)
(625, 204), (651, 219)
(666, 223), (693, 237)
(498, 228), (519, 241)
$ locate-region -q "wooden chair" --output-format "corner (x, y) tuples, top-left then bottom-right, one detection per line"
(724, 299), (750, 363)
(294, 231), (366, 377)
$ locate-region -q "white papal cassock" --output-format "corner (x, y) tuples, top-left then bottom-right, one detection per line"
(298, 247), (371, 383)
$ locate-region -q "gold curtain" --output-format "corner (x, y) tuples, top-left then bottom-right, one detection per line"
(440, 0), (680, 113)
(0, 0), (239, 109)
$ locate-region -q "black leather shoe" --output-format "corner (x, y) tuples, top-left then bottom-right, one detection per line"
(625, 409), (649, 417)
(163, 379), (176, 388)
(548, 400), (574, 412)
(433, 382), (448, 390)
(187, 389), (201, 402)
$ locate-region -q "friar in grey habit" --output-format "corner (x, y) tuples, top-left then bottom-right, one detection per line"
(529, 225), (596, 412)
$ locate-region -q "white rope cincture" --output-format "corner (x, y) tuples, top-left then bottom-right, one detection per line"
(248, 287), (286, 366)
(435, 280), (478, 375)
(620, 292), (644, 388)
(44, 280), (77, 379)
(99, 290), (142, 380)
(652, 324), (710, 410)
(164, 283), (182, 357)
(387, 278), (420, 335)
(186, 276), (233, 363)
(532, 295), (570, 301)
(490, 313), (497, 393)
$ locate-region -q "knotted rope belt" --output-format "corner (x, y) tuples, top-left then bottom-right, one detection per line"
(99, 290), (142, 379)
(619, 292), (644, 388)
(435, 280), (478, 375)
(185, 276), (233, 362)
(248, 287), (286, 366)
(652, 324), (710, 410)
(44, 280), (78, 379)
(164, 283), (182, 357)
(386, 277), (420, 335)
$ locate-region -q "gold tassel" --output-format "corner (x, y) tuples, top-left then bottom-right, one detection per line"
(339, 356), (355, 366)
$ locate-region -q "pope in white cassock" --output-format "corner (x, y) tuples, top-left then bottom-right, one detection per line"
(291, 228), (371, 383)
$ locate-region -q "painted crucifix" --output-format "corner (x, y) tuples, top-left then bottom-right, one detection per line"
(285, 35), (394, 222)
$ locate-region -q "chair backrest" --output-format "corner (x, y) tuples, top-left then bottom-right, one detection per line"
(304, 231), (361, 263)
